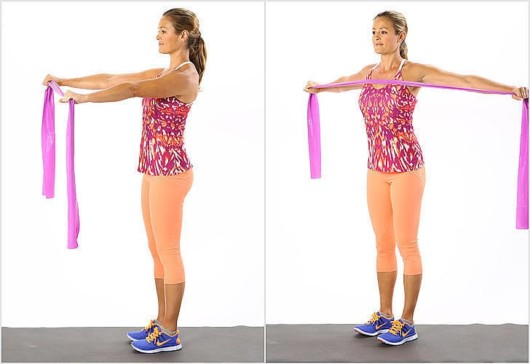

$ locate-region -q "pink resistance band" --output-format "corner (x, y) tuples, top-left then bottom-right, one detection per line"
(42, 81), (80, 248)
(307, 79), (529, 230)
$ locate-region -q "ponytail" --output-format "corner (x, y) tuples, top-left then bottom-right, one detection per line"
(400, 40), (408, 60)
(188, 34), (207, 84)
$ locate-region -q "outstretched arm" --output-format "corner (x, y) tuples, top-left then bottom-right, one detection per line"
(416, 63), (528, 100)
(42, 68), (164, 90)
(58, 66), (198, 104)
(304, 64), (375, 94)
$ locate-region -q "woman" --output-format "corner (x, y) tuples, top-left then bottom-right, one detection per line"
(304, 10), (527, 346)
(42, 8), (206, 354)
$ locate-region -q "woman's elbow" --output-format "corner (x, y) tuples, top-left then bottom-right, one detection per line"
(461, 75), (475, 86)
(128, 82), (142, 98)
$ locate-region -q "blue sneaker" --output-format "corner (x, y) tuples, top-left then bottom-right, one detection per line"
(131, 326), (182, 353)
(377, 319), (418, 345)
(354, 312), (393, 336)
(127, 320), (160, 341)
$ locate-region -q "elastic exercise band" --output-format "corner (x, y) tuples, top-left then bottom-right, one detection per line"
(307, 79), (528, 230)
(42, 81), (80, 248)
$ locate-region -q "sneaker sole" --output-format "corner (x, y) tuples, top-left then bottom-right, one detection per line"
(127, 334), (144, 342)
(131, 343), (183, 354)
(353, 328), (389, 337)
(378, 333), (418, 346)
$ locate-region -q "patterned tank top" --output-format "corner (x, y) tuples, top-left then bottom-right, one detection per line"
(137, 61), (194, 176)
(358, 59), (424, 172)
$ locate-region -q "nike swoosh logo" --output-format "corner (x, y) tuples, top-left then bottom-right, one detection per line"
(376, 323), (386, 330)
(157, 339), (171, 347)
(402, 329), (412, 337)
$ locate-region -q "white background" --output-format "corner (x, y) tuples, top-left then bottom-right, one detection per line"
(2, 2), (264, 327)
(266, 2), (529, 324)
(2, 1), (529, 330)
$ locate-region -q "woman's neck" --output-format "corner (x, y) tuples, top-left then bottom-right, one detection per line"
(378, 53), (403, 73)
(169, 49), (191, 70)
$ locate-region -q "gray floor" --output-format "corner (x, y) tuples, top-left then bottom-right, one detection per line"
(266, 324), (528, 363)
(2, 326), (264, 362)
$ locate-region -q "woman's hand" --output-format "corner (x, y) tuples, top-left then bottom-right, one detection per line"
(42, 74), (63, 87)
(59, 90), (87, 104)
(304, 81), (321, 93)
(512, 86), (529, 100)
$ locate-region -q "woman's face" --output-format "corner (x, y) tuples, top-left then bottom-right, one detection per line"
(372, 16), (403, 56)
(156, 16), (186, 54)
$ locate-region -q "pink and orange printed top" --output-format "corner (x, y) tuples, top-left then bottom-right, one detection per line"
(358, 60), (424, 172)
(137, 62), (194, 176)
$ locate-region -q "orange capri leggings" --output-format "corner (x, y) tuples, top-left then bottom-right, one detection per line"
(366, 166), (425, 276)
(141, 169), (193, 284)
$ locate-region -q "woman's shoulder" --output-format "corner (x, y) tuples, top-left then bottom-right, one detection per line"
(402, 61), (434, 81)
(355, 63), (378, 78)
(363, 63), (378, 72)
(403, 61), (439, 73)
(403, 60), (422, 69)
